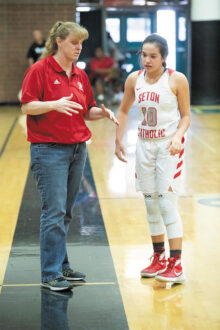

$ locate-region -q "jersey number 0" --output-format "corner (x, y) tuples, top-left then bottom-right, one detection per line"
(141, 107), (157, 127)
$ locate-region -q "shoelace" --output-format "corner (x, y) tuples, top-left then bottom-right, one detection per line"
(166, 258), (176, 272)
(149, 252), (160, 265)
(63, 269), (74, 275)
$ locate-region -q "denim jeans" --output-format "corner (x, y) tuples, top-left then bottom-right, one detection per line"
(30, 142), (87, 282)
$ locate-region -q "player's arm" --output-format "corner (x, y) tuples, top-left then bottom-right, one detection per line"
(28, 58), (34, 67)
(167, 72), (191, 156)
(115, 71), (137, 162)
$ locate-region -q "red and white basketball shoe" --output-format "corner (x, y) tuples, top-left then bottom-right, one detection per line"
(141, 252), (167, 277)
(155, 257), (185, 283)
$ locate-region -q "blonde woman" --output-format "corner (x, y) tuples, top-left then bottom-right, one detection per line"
(21, 21), (118, 291)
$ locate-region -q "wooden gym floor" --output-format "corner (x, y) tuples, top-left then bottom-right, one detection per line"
(0, 104), (219, 329)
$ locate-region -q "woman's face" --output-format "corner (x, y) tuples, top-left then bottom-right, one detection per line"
(56, 32), (83, 62)
(141, 42), (165, 73)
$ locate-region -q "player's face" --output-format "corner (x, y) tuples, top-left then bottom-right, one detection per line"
(141, 43), (165, 73)
(57, 32), (83, 62)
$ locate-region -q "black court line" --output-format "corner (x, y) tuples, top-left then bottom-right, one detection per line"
(0, 116), (18, 158)
(0, 157), (129, 330)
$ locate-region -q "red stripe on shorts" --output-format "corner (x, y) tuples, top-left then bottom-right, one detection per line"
(174, 170), (182, 179)
(176, 159), (183, 169)
(179, 149), (184, 158)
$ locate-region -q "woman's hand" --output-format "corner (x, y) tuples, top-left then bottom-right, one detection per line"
(115, 140), (127, 162)
(100, 104), (119, 126)
(167, 134), (182, 156)
(55, 94), (83, 116)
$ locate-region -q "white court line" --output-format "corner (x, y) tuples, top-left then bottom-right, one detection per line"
(191, 131), (216, 154)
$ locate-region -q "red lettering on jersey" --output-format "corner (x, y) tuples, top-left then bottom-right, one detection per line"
(155, 93), (159, 104)
(138, 94), (142, 103)
(138, 128), (166, 139)
(150, 92), (155, 101)
(138, 91), (160, 104)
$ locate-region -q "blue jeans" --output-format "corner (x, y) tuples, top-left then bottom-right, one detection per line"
(30, 142), (87, 282)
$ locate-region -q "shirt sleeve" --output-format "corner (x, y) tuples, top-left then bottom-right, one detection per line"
(21, 61), (44, 104)
(89, 59), (97, 72)
(26, 44), (34, 59)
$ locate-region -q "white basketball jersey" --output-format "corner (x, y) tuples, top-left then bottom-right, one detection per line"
(135, 69), (180, 139)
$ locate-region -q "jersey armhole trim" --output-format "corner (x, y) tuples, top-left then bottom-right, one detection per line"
(167, 68), (174, 76)
(138, 69), (144, 76)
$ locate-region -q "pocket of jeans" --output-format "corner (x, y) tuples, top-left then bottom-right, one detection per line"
(34, 143), (58, 149)
(73, 142), (86, 161)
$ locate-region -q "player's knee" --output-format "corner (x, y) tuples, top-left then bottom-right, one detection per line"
(144, 193), (159, 223)
(158, 192), (182, 238)
(158, 191), (177, 225)
(144, 193), (165, 235)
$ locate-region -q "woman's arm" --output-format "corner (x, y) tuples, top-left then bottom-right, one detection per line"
(167, 72), (191, 155)
(115, 71), (137, 162)
(83, 104), (119, 126)
(21, 94), (83, 116)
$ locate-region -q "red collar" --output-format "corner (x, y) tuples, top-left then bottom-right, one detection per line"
(47, 55), (81, 76)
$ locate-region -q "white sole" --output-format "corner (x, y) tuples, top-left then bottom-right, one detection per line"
(155, 274), (185, 283)
(41, 283), (72, 291)
(63, 277), (85, 281)
(141, 267), (167, 278)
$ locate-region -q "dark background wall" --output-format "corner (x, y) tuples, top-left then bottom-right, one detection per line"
(80, 9), (102, 59)
(0, 2), (75, 103)
(191, 20), (220, 105)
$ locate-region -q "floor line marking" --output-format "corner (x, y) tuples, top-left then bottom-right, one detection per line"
(191, 131), (216, 153)
(1, 282), (116, 288)
(0, 116), (18, 158)
(192, 105), (220, 110)
(0, 118), (30, 294)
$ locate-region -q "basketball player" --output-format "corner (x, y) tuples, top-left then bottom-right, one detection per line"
(115, 34), (190, 283)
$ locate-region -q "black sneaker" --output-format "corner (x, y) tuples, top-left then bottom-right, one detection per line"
(41, 277), (73, 291)
(63, 268), (86, 281)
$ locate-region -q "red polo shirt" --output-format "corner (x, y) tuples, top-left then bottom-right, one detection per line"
(89, 56), (114, 80)
(21, 55), (97, 143)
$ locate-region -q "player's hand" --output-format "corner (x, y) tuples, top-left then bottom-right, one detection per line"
(55, 94), (83, 116)
(115, 141), (127, 162)
(167, 135), (182, 156)
(100, 104), (119, 126)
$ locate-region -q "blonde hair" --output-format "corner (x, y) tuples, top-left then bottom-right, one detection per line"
(41, 21), (89, 58)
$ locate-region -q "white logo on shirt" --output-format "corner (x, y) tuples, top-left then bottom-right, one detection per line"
(54, 79), (61, 85)
(77, 82), (84, 91)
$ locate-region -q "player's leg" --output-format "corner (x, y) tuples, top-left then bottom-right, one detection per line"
(135, 139), (167, 277)
(155, 139), (185, 283)
(140, 193), (167, 277)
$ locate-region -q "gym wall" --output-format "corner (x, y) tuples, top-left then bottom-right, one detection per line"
(0, 1), (76, 104)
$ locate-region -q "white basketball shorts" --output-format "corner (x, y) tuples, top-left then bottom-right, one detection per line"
(135, 136), (185, 194)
